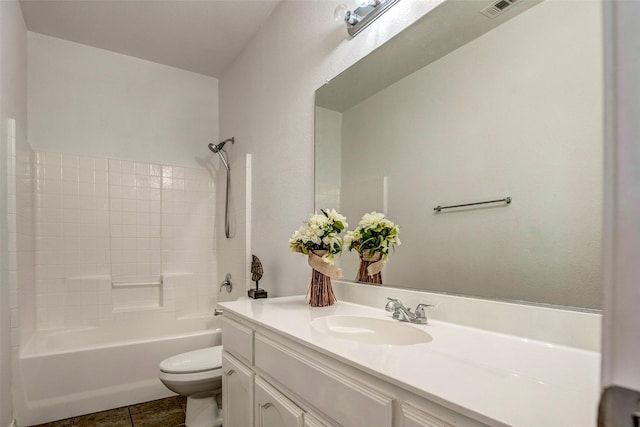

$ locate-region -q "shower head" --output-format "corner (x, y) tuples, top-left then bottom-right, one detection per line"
(208, 137), (235, 172)
(208, 137), (235, 154)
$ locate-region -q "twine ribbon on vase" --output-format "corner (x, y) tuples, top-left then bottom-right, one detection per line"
(307, 250), (343, 279)
(361, 251), (384, 277)
(295, 246), (343, 279)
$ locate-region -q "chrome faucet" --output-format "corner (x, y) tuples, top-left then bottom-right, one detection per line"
(385, 297), (432, 324)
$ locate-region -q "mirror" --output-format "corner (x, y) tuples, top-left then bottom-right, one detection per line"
(315, 0), (603, 310)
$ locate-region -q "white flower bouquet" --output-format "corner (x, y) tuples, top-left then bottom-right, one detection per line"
(344, 212), (400, 284)
(289, 209), (348, 265)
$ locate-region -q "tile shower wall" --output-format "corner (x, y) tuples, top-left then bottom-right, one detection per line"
(108, 159), (162, 280)
(34, 151), (215, 329)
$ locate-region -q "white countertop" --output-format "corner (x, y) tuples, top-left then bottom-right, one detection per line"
(219, 296), (600, 426)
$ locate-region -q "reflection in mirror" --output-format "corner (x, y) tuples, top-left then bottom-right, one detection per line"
(315, 0), (603, 310)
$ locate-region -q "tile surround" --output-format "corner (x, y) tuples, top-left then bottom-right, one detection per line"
(31, 150), (216, 330)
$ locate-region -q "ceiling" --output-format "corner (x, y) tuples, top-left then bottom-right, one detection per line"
(20, 0), (281, 78)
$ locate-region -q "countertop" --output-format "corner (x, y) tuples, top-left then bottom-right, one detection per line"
(219, 296), (600, 426)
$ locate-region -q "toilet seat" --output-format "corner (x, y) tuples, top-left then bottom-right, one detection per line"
(159, 367), (222, 382)
(158, 345), (224, 427)
(160, 346), (223, 374)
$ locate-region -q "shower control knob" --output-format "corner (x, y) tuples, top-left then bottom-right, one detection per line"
(220, 273), (232, 293)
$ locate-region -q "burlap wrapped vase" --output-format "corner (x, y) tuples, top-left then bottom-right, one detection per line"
(355, 250), (383, 285)
(297, 248), (342, 307)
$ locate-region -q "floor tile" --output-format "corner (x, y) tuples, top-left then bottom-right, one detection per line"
(74, 414), (132, 427)
(128, 397), (182, 415)
(177, 395), (187, 412)
(73, 407), (131, 427)
(30, 395), (219, 427)
(130, 408), (185, 427)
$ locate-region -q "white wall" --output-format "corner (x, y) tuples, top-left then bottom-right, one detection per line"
(28, 32), (219, 168)
(0, 0), (29, 425)
(219, 0), (445, 296)
(338, 0), (602, 308)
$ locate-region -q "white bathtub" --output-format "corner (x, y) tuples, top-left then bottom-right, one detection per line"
(15, 315), (221, 427)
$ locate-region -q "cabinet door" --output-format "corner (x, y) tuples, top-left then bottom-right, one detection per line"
(222, 351), (254, 427)
(255, 376), (304, 427)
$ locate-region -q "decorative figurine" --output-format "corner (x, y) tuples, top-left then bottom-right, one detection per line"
(248, 254), (267, 299)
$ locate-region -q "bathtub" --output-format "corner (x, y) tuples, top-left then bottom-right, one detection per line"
(15, 315), (221, 427)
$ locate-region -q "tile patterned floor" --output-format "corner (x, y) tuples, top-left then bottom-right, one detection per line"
(31, 396), (190, 427)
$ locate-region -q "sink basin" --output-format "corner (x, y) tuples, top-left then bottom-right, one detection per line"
(311, 315), (432, 345)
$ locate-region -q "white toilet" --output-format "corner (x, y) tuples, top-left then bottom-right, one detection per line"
(159, 346), (224, 427)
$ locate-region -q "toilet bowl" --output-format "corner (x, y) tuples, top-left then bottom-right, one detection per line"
(159, 346), (223, 427)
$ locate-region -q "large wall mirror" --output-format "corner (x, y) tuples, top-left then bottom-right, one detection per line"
(315, 0), (603, 310)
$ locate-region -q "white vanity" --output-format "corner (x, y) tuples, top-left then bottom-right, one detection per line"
(218, 290), (600, 427)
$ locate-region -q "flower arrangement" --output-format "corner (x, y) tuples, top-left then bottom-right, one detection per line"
(289, 209), (348, 265)
(289, 209), (348, 306)
(344, 212), (400, 284)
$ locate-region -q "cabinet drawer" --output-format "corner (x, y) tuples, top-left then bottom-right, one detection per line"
(255, 333), (393, 427)
(400, 403), (455, 427)
(222, 317), (254, 365)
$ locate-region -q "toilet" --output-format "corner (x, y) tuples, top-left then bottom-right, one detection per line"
(159, 346), (223, 427)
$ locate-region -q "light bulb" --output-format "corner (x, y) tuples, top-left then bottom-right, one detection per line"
(333, 4), (348, 21)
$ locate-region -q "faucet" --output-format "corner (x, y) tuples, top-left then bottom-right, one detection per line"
(384, 297), (432, 324)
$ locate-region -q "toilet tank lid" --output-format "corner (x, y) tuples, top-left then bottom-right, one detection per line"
(159, 346), (223, 374)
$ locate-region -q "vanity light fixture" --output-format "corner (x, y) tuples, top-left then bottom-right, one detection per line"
(334, 0), (401, 37)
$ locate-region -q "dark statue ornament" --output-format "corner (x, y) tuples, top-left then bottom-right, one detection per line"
(251, 255), (264, 282)
(248, 254), (267, 299)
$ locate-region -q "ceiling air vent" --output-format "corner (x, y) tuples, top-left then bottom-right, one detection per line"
(480, 0), (517, 18)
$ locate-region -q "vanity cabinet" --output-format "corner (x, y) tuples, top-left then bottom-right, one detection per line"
(221, 312), (486, 427)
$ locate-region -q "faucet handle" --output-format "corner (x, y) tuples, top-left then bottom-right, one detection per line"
(414, 304), (433, 323)
(220, 273), (233, 293)
(385, 297), (403, 312)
